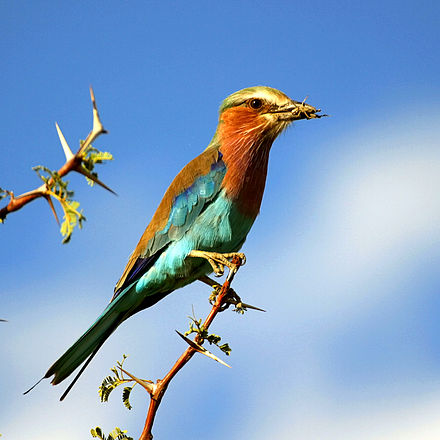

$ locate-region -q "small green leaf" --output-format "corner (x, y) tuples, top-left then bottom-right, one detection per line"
(181, 313), (232, 358)
(80, 144), (113, 187)
(219, 343), (232, 356)
(90, 426), (133, 440)
(122, 386), (133, 410)
(108, 427), (133, 440)
(0, 188), (10, 201)
(91, 426), (105, 439)
(59, 199), (85, 244)
(99, 374), (123, 402)
(98, 356), (136, 406)
(207, 334), (222, 345)
(32, 165), (85, 243)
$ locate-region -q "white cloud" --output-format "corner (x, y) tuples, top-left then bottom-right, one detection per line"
(271, 112), (440, 311)
(250, 388), (440, 440)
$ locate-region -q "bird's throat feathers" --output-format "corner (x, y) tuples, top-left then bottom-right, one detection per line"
(217, 107), (278, 218)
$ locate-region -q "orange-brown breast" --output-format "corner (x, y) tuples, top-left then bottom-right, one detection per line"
(218, 106), (275, 218)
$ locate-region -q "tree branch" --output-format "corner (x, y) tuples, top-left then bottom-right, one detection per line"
(0, 87), (114, 241)
(95, 256), (265, 439)
(138, 256), (243, 440)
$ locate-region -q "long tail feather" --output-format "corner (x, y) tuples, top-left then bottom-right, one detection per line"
(23, 377), (45, 395)
(25, 285), (168, 398)
(59, 343), (103, 401)
(45, 308), (124, 386)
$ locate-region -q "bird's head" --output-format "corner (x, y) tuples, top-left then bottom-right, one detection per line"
(216, 86), (324, 145)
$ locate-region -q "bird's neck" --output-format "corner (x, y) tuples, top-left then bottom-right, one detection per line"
(217, 107), (275, 218)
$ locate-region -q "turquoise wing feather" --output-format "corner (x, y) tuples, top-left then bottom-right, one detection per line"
(112, 153), (226, 298)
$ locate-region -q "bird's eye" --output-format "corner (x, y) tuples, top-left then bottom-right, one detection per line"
(248, 98), (263, 110)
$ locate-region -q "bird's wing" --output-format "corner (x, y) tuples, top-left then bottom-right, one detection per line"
(112, 147), (226, 299)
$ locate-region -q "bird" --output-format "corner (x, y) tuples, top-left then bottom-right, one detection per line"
(29, 86), (324, 399)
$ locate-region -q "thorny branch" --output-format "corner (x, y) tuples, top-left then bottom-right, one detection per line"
(0, 87), (114, 242)
(97, 255), (262, 440)
(139, 256), (244, 440)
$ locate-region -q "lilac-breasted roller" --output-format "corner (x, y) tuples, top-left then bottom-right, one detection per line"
(35, 86), (323, 399)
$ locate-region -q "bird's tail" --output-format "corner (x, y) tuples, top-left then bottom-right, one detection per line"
(43, 299), (128, 398)
(24, 285), (169, 399)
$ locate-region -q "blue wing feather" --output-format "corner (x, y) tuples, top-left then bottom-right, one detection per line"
(112, 153), (226, 300)
(150, 154), (226, 251)
(111, 246), (167, 300)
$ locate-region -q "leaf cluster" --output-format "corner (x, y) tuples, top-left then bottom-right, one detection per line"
(185, 316), (231, 356)
(0, 189), (11, 224)
(0, 188), (10, 201)
(209, 285), (249, 314)
(33, 165), (85, 243)
(29, 139), (112, 243)
(80, 143), (113, 187)
(90, 426), (132, 440)
(99, 355), (134, 410)
(232, 301), (248, 314)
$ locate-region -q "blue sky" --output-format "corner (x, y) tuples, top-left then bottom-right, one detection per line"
(1, 1), (440, 439)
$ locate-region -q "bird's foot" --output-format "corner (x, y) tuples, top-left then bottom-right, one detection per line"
(188, 250), (246, 277)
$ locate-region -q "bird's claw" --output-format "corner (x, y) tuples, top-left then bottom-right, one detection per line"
(189, 250), (246, 277)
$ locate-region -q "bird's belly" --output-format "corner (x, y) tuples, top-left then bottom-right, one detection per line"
(136, 194), (255, 293)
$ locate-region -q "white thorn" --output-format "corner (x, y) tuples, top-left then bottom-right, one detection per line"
(175, 331), (231, 368)
(90, 86), (105, 135)
(77, 87), (107, 156)
(55, 122), (74, 161)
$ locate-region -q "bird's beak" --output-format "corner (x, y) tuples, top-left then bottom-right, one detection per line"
(267, 98), (327, 121)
